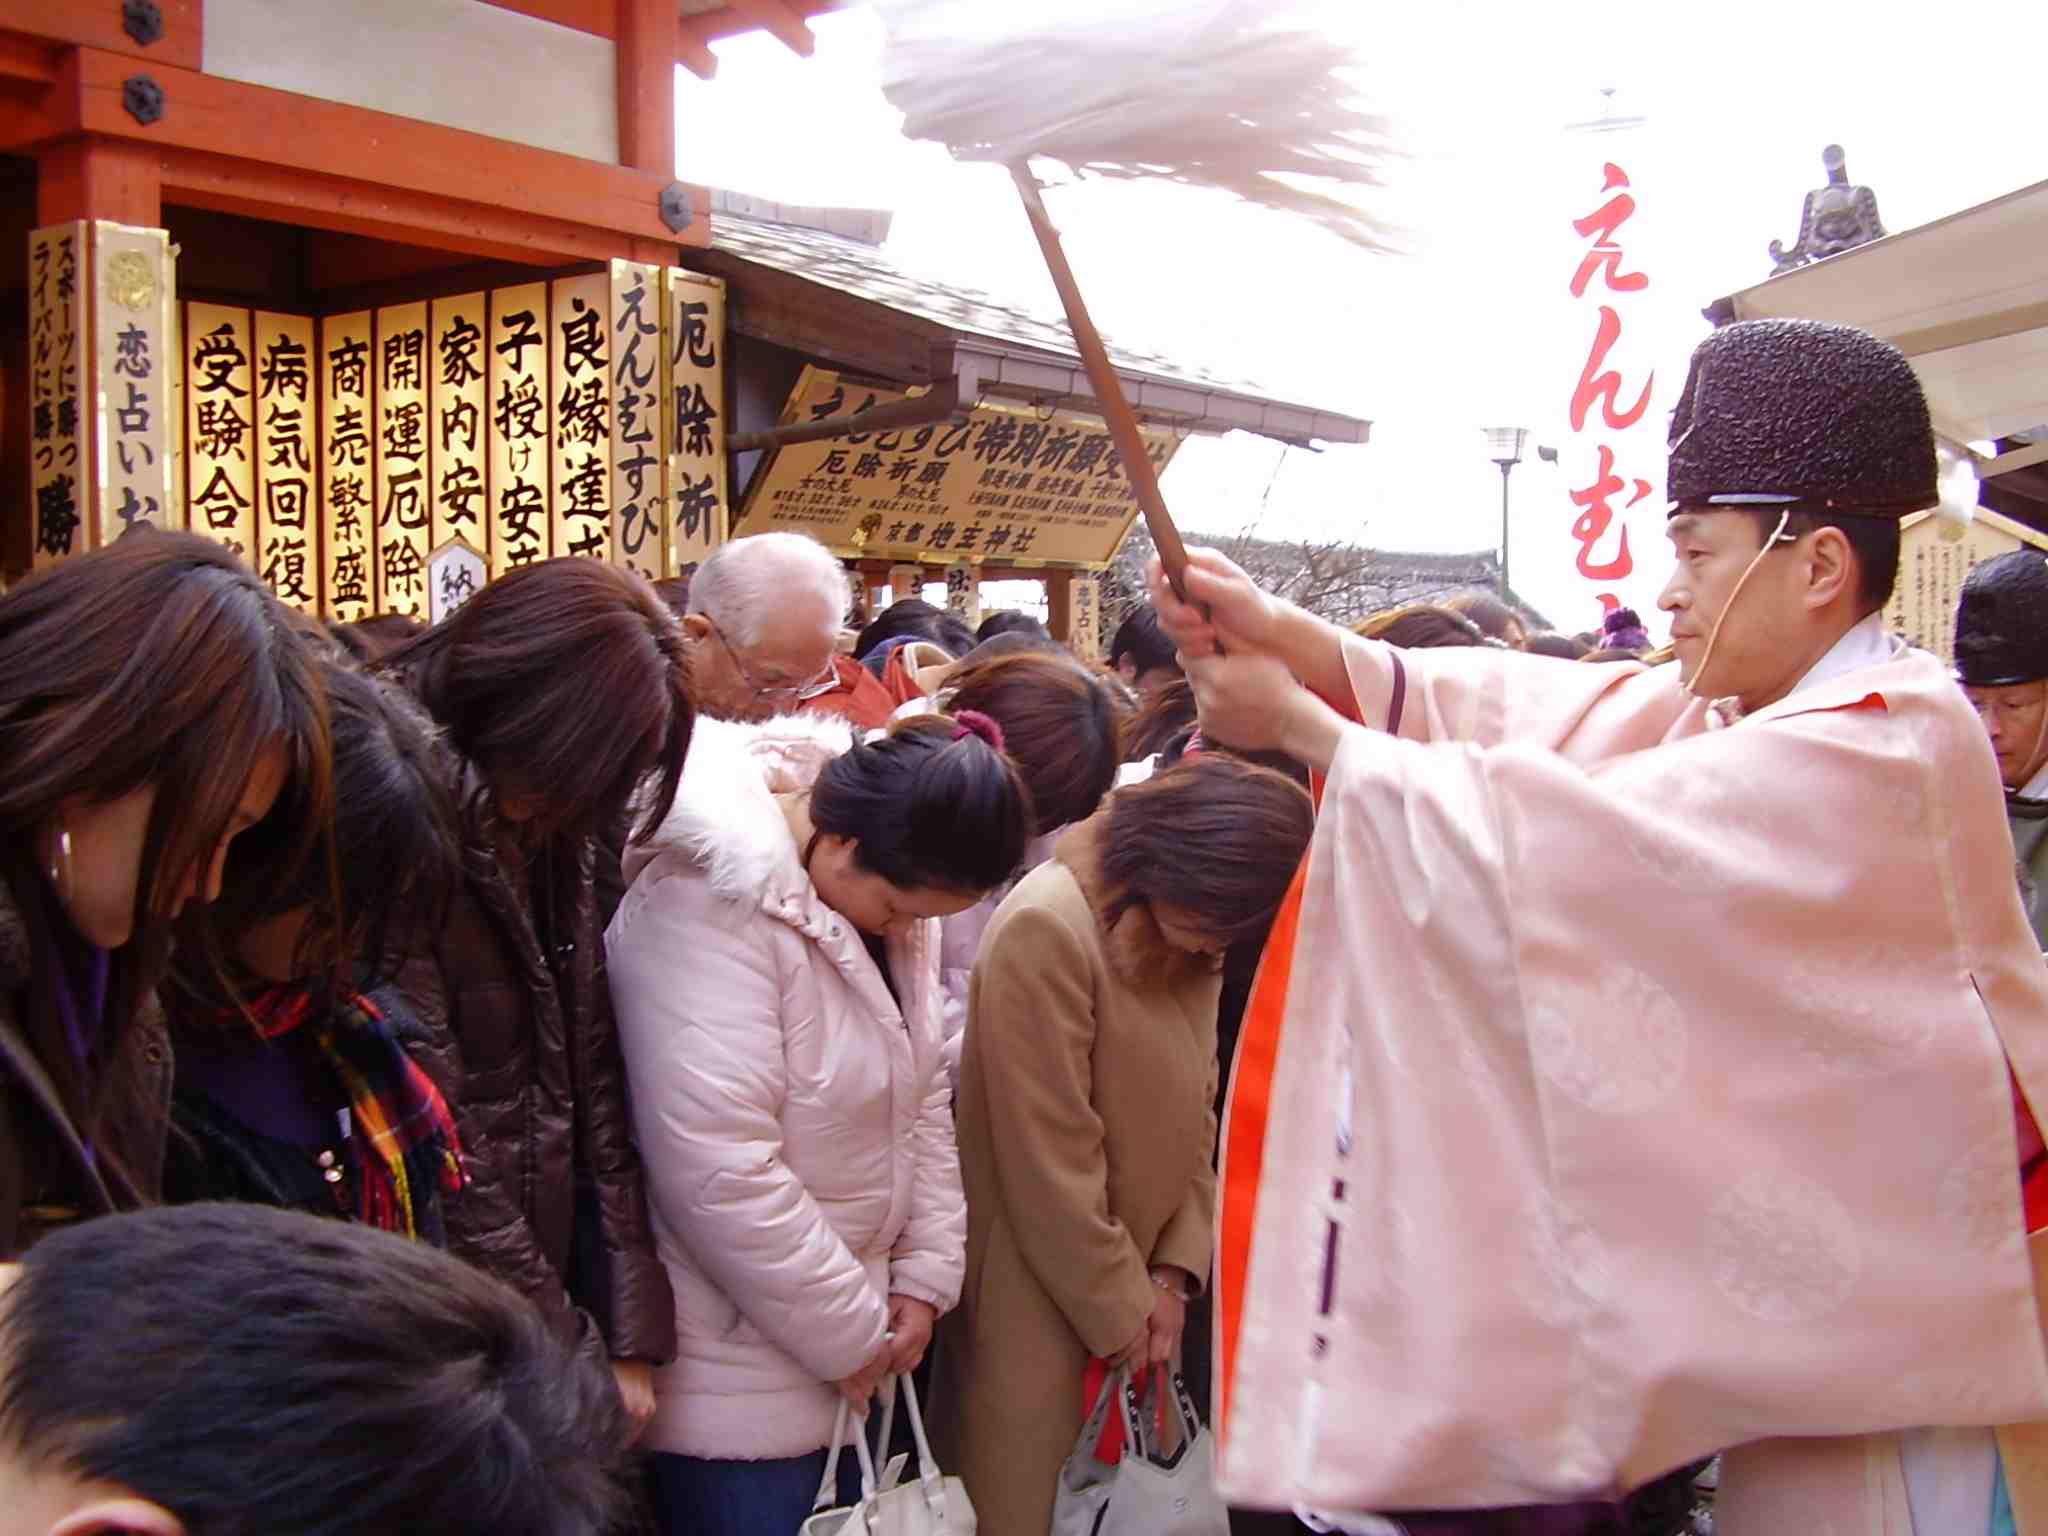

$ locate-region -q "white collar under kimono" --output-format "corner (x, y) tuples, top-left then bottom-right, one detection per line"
(1789, 610), (1894, 696)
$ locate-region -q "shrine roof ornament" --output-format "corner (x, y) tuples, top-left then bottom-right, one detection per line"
(1769, 144), (1888, 276)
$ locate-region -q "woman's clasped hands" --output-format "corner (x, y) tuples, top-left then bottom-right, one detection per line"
(1112, 1267), (1190, 1372)
(835, 1294), (938, 1411)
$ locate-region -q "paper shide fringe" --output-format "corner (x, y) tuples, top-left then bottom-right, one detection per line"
(875, 0), (1398, 250)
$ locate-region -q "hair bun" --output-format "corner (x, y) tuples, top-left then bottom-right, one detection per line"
(950, 710), (1006, 754)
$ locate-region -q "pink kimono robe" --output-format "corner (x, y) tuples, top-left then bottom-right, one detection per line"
(1214, 634), (2048, 1534)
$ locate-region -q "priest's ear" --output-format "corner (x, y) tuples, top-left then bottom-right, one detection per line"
(47, 1499), (183, 1536)
(1799, 523), (1858, 613)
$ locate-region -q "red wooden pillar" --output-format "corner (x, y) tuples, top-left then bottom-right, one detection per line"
(37, 133), (162, 226)
(616, 0), (676, 175)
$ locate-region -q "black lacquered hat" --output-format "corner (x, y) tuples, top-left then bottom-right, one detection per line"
(1667, 319), (1937, 518)
(1955, 549), (2048, 687)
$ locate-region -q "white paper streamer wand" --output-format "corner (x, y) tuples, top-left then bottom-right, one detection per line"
(875, 0), (1393, 602)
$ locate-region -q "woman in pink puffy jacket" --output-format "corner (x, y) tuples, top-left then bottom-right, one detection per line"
(606, 710), (1030, 1536)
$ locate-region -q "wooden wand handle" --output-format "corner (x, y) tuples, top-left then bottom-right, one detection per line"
(1008, 161), (1195, 605)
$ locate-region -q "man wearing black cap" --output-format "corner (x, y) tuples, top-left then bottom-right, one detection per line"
(1147, 320), (2048, 1536)
(1957, 549), (2048, 948)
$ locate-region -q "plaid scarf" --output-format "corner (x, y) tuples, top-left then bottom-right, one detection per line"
(244, 985), (464, 1237)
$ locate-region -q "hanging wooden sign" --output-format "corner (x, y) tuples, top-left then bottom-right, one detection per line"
(944, 559), (980, 626)
(735, 367), (1181, 569)
(320, 310), (375, 623)
(251, 311), (317, 611)
(28, 223), (87, 567)
(549, 271), (612, 562)
(609, 260), (666, 582)
(374, 301), (431, 616)
(665, 268), (727, 574)
(91, 222), (176, 544)
(1885, 506), (2048, 665)
(184, 303), (256, 563)
(489, 282), (551, 576)
(428, 535), (487, 625)
(429, 292), (489, 559)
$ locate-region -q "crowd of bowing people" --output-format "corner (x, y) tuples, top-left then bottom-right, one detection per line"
(0, 523), (1719, 1536)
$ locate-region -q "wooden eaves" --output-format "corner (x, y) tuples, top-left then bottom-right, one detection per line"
(481, 0), (851, 79)
(0, 0), (846, 268)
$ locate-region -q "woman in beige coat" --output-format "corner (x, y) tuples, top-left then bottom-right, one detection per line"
(932, 755), (1315, 1536)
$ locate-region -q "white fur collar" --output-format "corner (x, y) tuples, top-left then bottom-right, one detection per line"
(623, 713), (855, 914)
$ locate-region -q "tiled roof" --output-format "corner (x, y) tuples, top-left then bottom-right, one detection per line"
(705, 198), (1368, 441)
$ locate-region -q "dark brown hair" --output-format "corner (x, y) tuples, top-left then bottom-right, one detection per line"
(1357, 603), (1485, 649)
(199, 659), (458, 995)
(1099, 755), (1314, 948)
(1122, 675), (1197, 763)
(1445, 590), (1524, 644)
(0, 532), (332, 933)
(329, 612), (426, 666)
(1524, 631), (1588, 660)
(0, 532), (332, 1136)
(940, 653), (1120, 834)
(381, 559), (693, 846)
(810, 715), (1031, 895)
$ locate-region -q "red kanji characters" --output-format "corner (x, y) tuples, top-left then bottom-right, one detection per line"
(1566, 445), (1651, 580)
(1570, 306), (1653, 434)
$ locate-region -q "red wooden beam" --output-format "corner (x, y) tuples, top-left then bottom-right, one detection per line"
(0, 0), (202, 71)
(691, 0), (844, 45)
(473, 0), (616, 37)
(676, 14), (719, 80)
(714, 0), (815, 55)
(56, 47), (705, 253)
(163, 144), (685, 267)
(0, 28), (60, 84)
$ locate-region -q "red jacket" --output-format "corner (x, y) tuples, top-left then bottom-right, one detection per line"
(798, 654), (895, 732)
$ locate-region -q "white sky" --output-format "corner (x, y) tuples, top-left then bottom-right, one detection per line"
(677, 1), (2045, 635)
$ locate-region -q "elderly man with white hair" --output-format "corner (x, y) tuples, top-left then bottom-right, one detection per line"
(681, 533), (850, 723)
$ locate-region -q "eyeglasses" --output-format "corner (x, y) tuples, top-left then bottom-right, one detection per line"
(704, 617), (837, 707)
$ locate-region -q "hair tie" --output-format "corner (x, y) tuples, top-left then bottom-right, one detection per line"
(951, 710), (1006, 754)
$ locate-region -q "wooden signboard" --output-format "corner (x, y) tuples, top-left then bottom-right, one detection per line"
(735, 366), (1182, 569)
(252, 311), (318, 610)
(1886, 506), (2048, 665)
(185, 303), (256, 562)
(549, 271), (612, 562)
(374, 302), (431, 616)
(92, 222), (176, 543)
(429, 293), (489, 558)
(609, 260), (666, 582)
(320, 310), (375, 622)
(28, 223), (87, 567)
(666, 268), (727, 574)
(489, 282), (551, 576)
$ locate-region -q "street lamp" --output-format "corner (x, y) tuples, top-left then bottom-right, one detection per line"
(1483, 427), (1529, 599)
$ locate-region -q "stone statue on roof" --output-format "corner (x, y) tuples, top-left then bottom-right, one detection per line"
(1769, 144), (1887, 275)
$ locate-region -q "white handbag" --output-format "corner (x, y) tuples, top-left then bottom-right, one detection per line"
(802, 1375), (977, 1536)
(1053, 1367), (1228, 1536)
